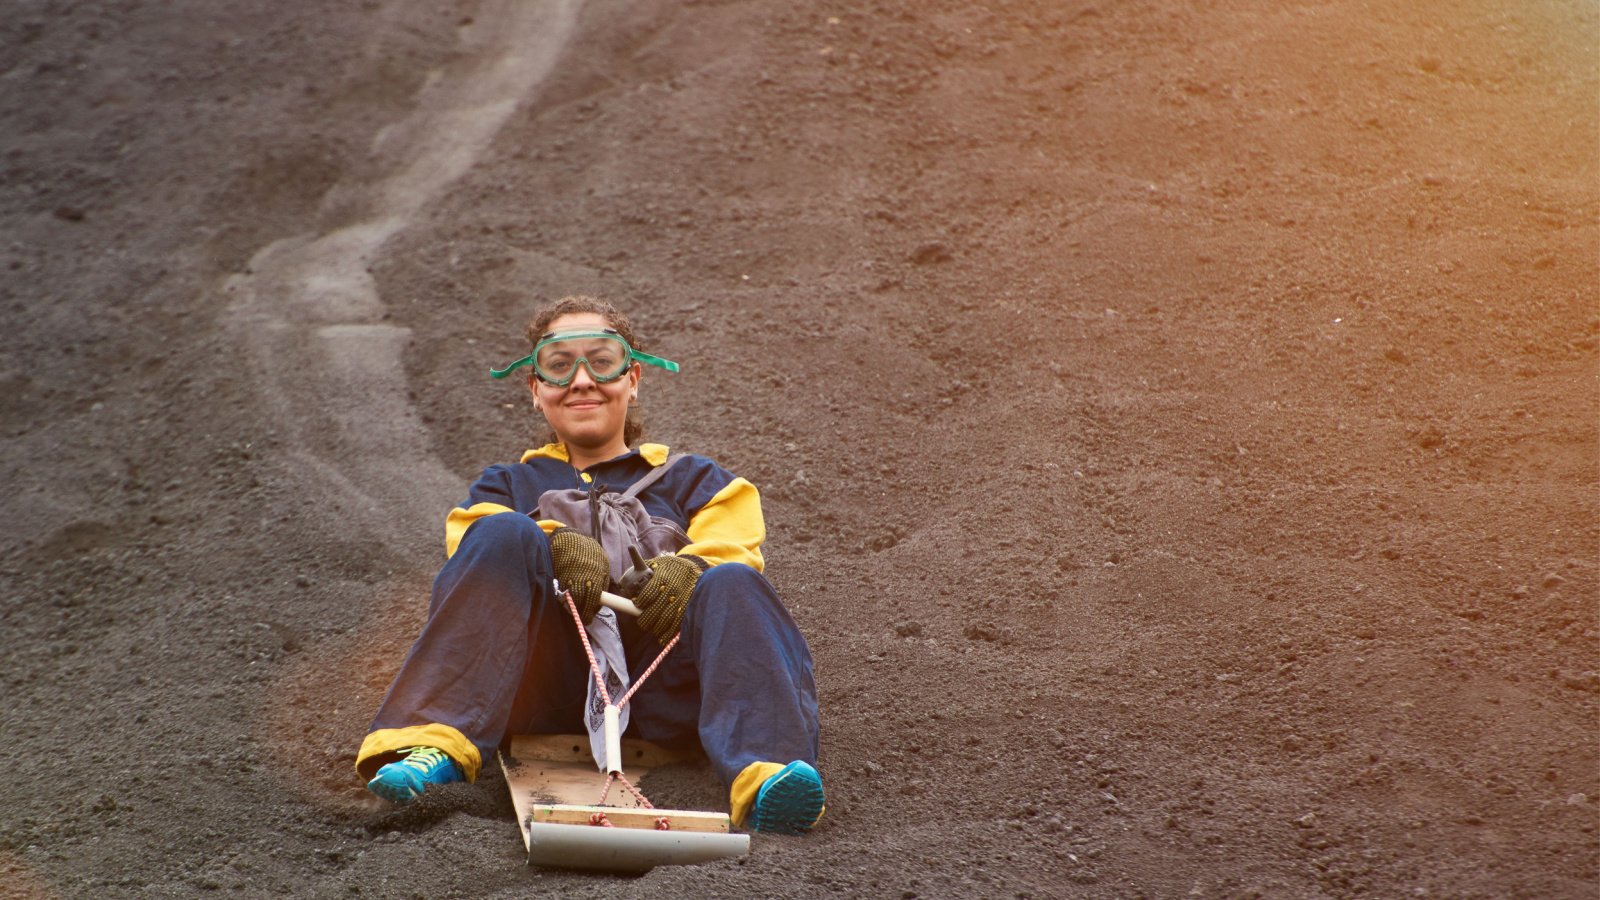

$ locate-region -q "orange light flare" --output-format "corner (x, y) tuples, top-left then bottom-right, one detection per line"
(249, 570), (435, 814)
(0, 851), (62, 900)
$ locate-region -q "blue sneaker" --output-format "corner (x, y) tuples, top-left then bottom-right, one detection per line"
(366, 746), (463, 804)
(748, 761), (825, 835)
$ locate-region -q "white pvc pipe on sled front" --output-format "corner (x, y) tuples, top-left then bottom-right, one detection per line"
(525, 822), (751, 874)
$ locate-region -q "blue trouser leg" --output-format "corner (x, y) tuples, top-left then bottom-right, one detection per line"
(621, 563), (821, 787)
(367, 512), (591, 766)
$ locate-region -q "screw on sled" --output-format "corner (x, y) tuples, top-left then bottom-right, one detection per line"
(498, 588), (750, 873)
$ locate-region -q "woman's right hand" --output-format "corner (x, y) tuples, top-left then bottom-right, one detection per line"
(548, 528), (609, 622)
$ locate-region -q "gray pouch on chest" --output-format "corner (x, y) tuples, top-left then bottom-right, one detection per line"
(534, 453), (692, 584)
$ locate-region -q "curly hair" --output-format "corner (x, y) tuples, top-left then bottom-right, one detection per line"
(524, 295), (646, 447)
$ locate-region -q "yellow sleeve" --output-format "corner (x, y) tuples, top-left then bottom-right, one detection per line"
(681, 477), (766, 572)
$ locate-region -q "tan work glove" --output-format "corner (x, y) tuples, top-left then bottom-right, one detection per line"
(548, 527), (609, 623)
(633, 554), (708, 645)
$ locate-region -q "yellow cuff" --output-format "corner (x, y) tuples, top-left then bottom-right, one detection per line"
(357, 724), (483, 782)
(729, 761), (786, 828)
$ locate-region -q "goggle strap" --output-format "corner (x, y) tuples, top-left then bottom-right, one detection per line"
(629, 350), (680, 373)
(489, 354), (536, 379)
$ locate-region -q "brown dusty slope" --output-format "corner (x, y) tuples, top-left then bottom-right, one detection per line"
(1, 0), (1595, 897)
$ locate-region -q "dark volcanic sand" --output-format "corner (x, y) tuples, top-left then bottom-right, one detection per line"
(2, 1), (1596, 897)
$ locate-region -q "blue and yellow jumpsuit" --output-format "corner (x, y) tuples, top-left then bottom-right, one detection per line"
(356, 442), (820, 824)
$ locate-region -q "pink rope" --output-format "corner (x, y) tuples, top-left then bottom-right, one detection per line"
(614, 772), (654, 808)
(560, 587), (677, 812)
(563, 590), (615, 703)
(618, 631), (680, 708)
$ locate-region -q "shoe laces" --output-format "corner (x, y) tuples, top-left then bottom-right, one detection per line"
(397, 746), (449, 773)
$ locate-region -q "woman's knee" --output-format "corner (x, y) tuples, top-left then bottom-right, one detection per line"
(460, 511), (546, 551)
(447, 513), (553, 583)
(689, 564), (787, 623)
(682, 563), (810, 660)
(693, 562), (768, 598)
(432, 513), (556, 614)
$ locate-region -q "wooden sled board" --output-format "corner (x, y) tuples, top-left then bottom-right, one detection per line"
(500, 734), (676, 810)
(530, 803), (729, 832)
(499, 734), (749, 872)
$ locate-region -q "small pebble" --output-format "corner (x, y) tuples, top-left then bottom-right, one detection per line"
(909, 242), (952, 265)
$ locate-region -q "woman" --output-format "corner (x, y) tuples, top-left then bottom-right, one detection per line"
(354, 296), (824, 835)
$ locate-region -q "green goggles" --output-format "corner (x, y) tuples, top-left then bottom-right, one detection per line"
(489, 329), (680, 385)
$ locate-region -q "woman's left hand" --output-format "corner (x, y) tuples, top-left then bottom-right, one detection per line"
(633, 554), (709, 645)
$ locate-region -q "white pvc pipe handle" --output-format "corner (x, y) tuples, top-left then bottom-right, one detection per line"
(599, 590), (642, 617)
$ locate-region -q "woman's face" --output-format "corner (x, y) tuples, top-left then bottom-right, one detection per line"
(529, 312), (640, 456)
